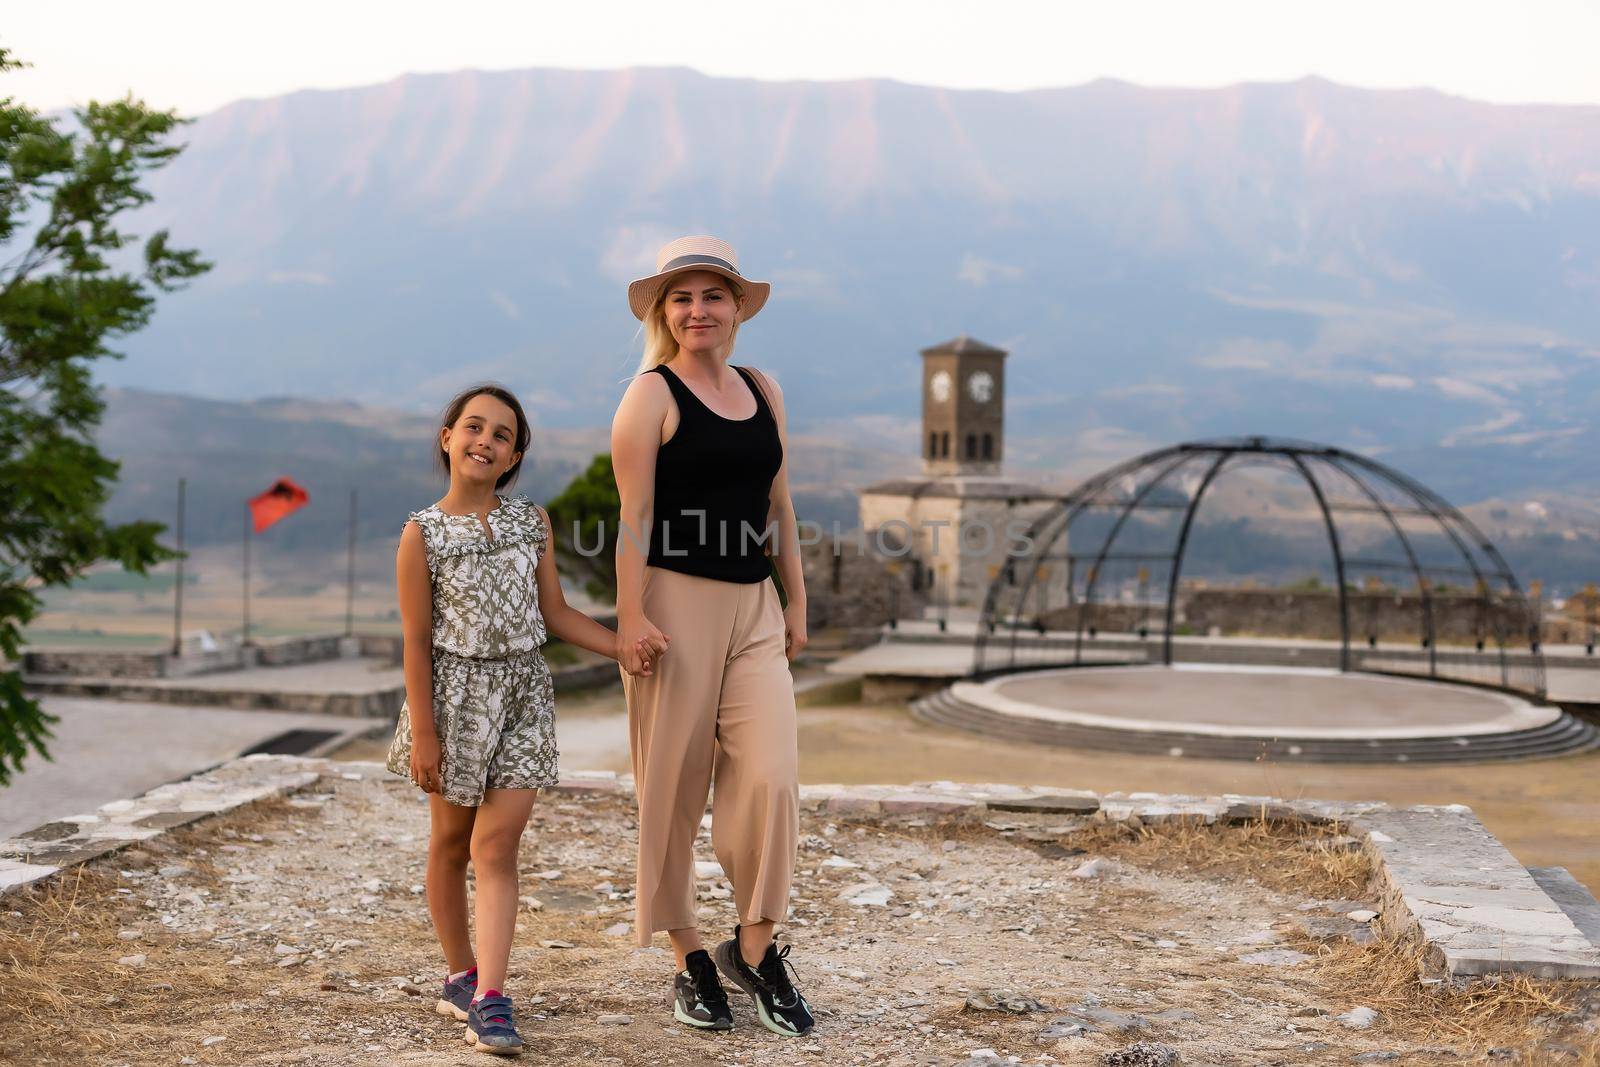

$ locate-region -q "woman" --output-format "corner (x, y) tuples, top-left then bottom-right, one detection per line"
(610, 235), (814, 1037)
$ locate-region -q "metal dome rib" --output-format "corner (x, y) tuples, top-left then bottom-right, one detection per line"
(974, 438), (1545, 700)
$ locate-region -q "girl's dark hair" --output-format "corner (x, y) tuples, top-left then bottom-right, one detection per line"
(437, 383), (531, 490)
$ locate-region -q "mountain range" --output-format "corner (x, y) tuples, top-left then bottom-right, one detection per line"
(93, 65), (1600, 509)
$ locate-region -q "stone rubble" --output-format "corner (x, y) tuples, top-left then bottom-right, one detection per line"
(5, 755), (1600, 1064)
(11, 756), (1595, 984)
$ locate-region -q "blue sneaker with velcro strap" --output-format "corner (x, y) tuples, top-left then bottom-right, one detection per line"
(436, 966), (477, 1021)
(465, 992), (523, 1056)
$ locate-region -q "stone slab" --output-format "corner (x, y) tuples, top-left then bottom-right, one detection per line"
(0, 754), (324, 896)
(915, 780), (1039, 800)
(0, 696), (379, 839)
(0, 859), (61, 891)
(824, 794), (884, 816)
(987, 792), (1101, 815)
(1355, 807), (1600, 979)
(1100, 792), (1228, 823)
(1529, 867), (1600, 948)
(879, 792), (982, 815)
(1444, 948), (1600, 980)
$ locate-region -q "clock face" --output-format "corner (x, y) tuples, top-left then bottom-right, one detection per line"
(929, 370), (952, 403)
(968, 370), (995, 404)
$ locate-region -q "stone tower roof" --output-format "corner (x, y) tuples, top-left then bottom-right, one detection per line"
(919, 335), (1008, 358)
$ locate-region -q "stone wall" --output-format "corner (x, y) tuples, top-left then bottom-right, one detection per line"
(1546, 607), (1600, 647)
(858, 492), (1054, 609)
(22, 649), (166, 679)
(25, 632), (366, 679)
(356, 633), (403, 663)
(255, 634), (347, 667)
(1030, 589), (1539, 646)
(800, 533), (929, 630)
(1037, 603), (1159, 634)
(1182, 588), (1536, 644)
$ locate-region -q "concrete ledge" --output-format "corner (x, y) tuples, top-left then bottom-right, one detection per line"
(1531, 867), (1600, 946)
(0, 755), (328, 895)
(1355, 807), (1600, 980)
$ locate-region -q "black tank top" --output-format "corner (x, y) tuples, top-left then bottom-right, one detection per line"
(645, 363), (784, 583)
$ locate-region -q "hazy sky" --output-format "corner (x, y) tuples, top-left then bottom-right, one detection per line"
(7, 0), (1599, 115)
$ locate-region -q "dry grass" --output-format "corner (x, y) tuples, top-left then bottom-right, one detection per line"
(0, 867), (245, 1063)
(0, 796), (350, 1064)
(1286, 929), (1600, 1062)
(993, 813), (1600, 1061)
(1065, 813), (1374, 899)
(795, 675), (864, 708)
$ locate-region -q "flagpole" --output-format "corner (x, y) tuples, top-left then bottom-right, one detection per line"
(345, 488), (357, 638)
(242, 505), (252, 648)
(171, 477), (186, 656)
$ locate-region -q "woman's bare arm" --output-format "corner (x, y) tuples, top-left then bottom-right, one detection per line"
(751, 368), (808, 659)
(610, 372), (673, 672)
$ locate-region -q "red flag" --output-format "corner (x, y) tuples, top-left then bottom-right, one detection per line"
(249, 478), (309, 533)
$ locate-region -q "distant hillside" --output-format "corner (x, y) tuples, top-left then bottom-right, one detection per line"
(97, 389), (1600, 593)
(99, 66), (1600, 505)
(99, 388), (916, 555)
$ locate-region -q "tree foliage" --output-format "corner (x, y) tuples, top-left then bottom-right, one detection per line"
(544, 453), (621, 602)
(0, 49), (210, 785)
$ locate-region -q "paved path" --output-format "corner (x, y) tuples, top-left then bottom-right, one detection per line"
(0, 697), (373, 838)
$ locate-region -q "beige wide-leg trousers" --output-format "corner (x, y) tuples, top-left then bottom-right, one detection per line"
(621, 565), (799, 947)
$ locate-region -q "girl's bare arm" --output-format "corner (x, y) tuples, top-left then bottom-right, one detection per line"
(397, 522), (434, 734)
(531, 504), (630, 660)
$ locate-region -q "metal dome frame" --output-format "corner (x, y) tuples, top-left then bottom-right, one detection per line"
(974, 436), (1546, 699)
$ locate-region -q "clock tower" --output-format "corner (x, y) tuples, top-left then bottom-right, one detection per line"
(922, 335), (1006, 476)
(860, 333), (1051, 610)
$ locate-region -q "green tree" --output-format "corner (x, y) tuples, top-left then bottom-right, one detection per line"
(0, 49), (210, 785)
(545, 453), (621, 601)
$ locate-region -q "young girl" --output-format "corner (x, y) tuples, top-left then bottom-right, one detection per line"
(386, 383), (664, 1056)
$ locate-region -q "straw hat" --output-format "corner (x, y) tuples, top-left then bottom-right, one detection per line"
(627, 235), (770, 322)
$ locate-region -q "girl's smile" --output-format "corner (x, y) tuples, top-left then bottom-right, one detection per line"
(442, 394), (523, 485)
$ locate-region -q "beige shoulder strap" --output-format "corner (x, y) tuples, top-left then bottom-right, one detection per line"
(738, 365), (776, 416)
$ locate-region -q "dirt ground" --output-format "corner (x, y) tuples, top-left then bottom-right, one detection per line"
(340, 680), (1600, 897)
(4, 775), (1599, 1067)
(787, 701), (1600, 898)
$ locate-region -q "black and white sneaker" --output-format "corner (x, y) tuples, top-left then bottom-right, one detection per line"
(672, 949), (734, 1031)
(712, 926), (815, 1037)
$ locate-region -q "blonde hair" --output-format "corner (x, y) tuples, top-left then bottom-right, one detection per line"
(634, 273), (746, 375)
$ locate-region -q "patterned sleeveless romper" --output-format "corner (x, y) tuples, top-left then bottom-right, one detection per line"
(385, 495), (560, 806)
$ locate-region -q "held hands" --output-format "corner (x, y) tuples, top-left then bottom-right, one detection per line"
(618, 616), (670, 677)
(410, 730), (443, 794)
(783, 601), (808, 662)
